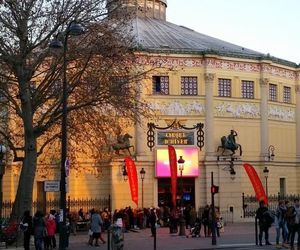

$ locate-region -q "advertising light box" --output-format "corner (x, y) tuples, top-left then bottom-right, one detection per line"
(156, 148), (199, 177)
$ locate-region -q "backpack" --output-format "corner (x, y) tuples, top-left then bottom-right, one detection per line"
(262, 210), (274, 225)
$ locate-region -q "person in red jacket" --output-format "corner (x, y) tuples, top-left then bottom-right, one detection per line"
(45, 213), (57, 250)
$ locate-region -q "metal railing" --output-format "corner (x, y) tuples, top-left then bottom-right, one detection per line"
(1, 195), (110, 220)
(242, 192), (300, 218)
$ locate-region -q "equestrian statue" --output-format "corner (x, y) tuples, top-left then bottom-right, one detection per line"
(217, 130), (242, 156)
(112, 133), (134, 157)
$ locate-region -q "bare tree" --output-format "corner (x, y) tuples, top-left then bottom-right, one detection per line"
(0, 0), (152, 218)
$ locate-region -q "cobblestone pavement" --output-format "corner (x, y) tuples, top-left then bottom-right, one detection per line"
(4, 222), (289, 250)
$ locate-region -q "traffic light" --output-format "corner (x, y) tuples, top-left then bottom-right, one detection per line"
(211, 185), (219, 194)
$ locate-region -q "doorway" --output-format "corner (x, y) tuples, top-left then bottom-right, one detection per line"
(157, 178), (195, 208)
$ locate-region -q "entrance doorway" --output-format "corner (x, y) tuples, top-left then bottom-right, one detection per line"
(157, 178), (195, 208)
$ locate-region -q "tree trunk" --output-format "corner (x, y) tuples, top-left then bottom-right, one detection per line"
(11, 68), (37, 220)
(11, 136), (37, 220)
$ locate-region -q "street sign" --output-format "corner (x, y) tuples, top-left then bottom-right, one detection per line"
(44, 180), (60, 192)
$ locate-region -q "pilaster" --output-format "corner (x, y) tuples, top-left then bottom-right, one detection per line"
(204, 73), (215, 159)
(259, 78), (269, 159)
(296, 84), (300, 160)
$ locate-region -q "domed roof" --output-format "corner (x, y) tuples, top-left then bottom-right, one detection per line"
(131, 16), (297, 66)
(132, 16), (261, 57)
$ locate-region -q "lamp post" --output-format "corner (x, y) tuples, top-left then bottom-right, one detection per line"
(140, 168), (146, 209)
(0, 144), (6, 222)
(177, 155), (185, 236)
(263, 166), (269, 199)
(49, 20), (84, 250)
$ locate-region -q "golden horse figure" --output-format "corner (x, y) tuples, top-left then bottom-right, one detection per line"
(112, 133), (134, 156)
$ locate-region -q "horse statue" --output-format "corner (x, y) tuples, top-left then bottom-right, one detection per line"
(112, 133), (134, 156)
(217, 130), (242, 156)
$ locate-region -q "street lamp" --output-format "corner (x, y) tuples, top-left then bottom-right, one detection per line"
(263, 166), (269, 198)
(0, 144), (6, 222)
(122, 165), (128, 181)
(49, 20), (84, 250)
(177, 155), (185, 236)
(140, 168), (146, 208)
(267, 145), (275, 161)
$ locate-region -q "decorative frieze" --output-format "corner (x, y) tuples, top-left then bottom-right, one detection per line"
(149, 100), (205, 116)
(137, 55), (297, 81)
(261, 64), (297, 80)
(268, 105), (295, 122)
(215, 101), (260, 118)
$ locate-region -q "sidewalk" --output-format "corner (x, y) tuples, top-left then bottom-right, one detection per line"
(4, 222), (278, 250)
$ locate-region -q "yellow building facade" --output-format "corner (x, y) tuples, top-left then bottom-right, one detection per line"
(3, 0), (300, 222)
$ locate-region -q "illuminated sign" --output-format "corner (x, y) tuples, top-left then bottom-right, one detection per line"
(155, 148), (199, 177)
(157, 131), (194, 146)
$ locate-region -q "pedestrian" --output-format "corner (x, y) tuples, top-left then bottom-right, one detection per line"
(33, 210), (46, 250)
(20, 210), (33, 250)
(202, 205), (209, 237)
(111, 218), (124, 250)
(288, 198), (300, 250)
(149, 208), (157, 237)
(275, 200), (288, 248)
(45, 212), (57, 249)
(89, 209), (106, 246)
(256, 200), (272, 246)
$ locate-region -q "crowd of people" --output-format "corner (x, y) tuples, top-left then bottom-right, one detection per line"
(256, 198), (300, 249)
(16, 198), (300, 249)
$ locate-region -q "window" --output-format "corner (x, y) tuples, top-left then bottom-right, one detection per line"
(218, 79), (231, 97)
(269, 84), (277, 101)
(181, 76), (197, 96)
(241, 80), (254, 99)
(152, 76), (169, 95)
(279, 178), (286, 197)
(283, 86), (291, 103)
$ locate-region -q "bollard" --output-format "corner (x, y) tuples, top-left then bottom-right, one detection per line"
(107, 228), (110, 250)
(153, 226), (156, 250)
(255, 216), (258, 245)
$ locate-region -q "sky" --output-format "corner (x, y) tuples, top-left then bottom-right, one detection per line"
(167, 0), (299, 64)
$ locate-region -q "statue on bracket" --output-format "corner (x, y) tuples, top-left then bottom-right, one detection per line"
(217, 130), (242, 156)
(112, 132), (134, 157)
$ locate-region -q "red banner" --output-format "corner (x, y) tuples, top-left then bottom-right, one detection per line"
(243, 163), (268, 204)
(125, 157), (138, 207)
(168, 145), (177, 208)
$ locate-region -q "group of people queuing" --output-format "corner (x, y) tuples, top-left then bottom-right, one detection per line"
(110, 204), (224, 238)
(256, 198), (300, 249)
(20, 209), (60, 250)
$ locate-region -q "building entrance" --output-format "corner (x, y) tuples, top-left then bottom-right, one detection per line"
(157, 178), (195, 208)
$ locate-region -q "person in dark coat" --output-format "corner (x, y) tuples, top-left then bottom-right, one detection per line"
(149, 208), (157, 237)
(33, 210), (46, 250)
(256, 200), (272, 246)
(21, 210), (33, 250)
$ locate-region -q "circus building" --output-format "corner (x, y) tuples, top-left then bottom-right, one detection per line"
(2, 0), (300, 223)
(105, 0), (300, 222)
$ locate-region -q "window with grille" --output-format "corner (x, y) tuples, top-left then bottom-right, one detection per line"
(152, 76), (169, 95)
(218, 79), (231, 97)
(241, 80), (254, 99)
(269, 84), (277, 101)
(181, 76), (197, 96)
(283, 86), (291, 103)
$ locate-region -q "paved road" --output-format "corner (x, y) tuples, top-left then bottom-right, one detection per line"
(4, 222), (286, 250)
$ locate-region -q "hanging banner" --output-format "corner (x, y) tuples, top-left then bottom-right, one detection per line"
(168, 145), (177, 208)
(243, 163), (268, 204)
(124, 157), (138, 207)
